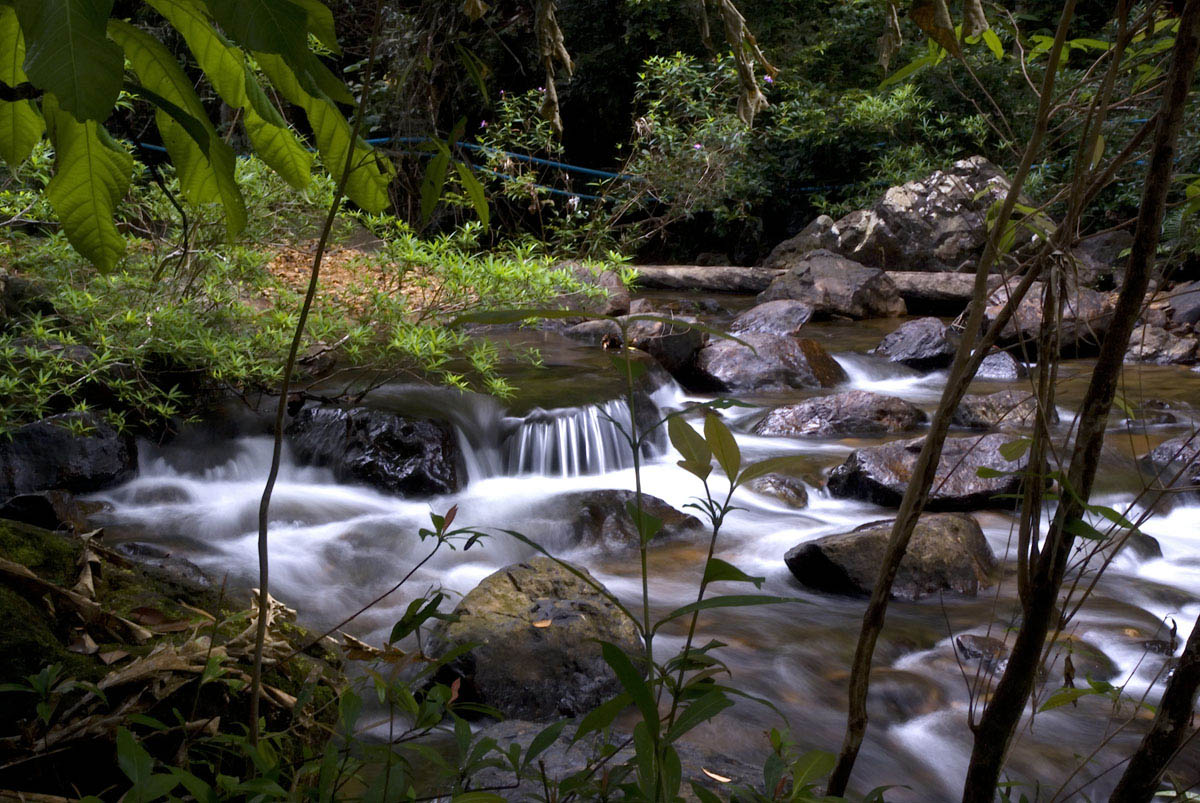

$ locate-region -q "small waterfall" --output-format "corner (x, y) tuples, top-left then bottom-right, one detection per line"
(502, 399), (665, 477)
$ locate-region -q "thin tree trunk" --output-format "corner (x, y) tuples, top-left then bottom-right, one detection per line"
(960, 2), (1200, 799)
(824, 3), (1079, 794)
(248, 2), (386, 746)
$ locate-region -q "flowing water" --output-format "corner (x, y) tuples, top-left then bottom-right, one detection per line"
(86, 299), (1200, 801)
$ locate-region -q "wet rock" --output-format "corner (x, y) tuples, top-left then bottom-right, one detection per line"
(0, 490), (104, 532)
(758, 250), (906, 319)
(827, 433), (1030, 510)
(625, 315), (704, 377)
(113, 541), (212, 591)
(562, 318), (621, 345)
(761, 215), (839, 269)
(984, 281), (1115, 354)
(1140, 436), (1200, 489)
(873, 317), (958, 370)
(552, 489), (705, 549)
(831, 156), (1025, 272)
(0, 412), (137, 500)
(693, 333), (846, 392)
(976, 349), (1027, 381)
(427, 557), (642, 720)
(956, 633), (1009, 672)
(745, 474), (809, 508)
(286, 406), (461, 497)
(951, 390), (1058, 431)
(1167, 280), (1200, 326)
(754, 390), (926, 438)
(632, 265), (779, 293)
(727, 299), (814, 338)
(1124, 324), (1198, 365)
(1122, 399), (1192, 427)
(784, 513), (995, 599)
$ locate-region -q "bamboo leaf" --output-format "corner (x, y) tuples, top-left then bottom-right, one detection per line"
(600, 641), (658, 737)
(702, 558), (764, 589)
(454, 160), (489, 227)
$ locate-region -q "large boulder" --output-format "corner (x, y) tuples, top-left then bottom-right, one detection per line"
(1124, 324), (1198, 365)
(550, 490), (705, 549)
(984, 281), (1115, 354)
(1167, 280), (1200, 327)
(976, 349), (1027, 381)
(754, 391), (926, 438)
(727, 300), (814, 338)
(0, 412), (137, 500)
(951, 390), (1058, 431)
(785, 513), (995, 599)
(625, 315), (704, 377)
(1072, 230), (1134, 289)
(757, 250), (906, 319)
(761, 215), (839, 270)
(557, 264), (630, 317)
(693, 333), (847, 392)
(1140, 436), (1200, 489)
(827, 433), (1030, 510)
(832, 156), (1024, 272)
(0, 490), (104, 533)
(873, 317), (958, 370)
(427, 557), (641, 720)
(286, 406), (461, 496)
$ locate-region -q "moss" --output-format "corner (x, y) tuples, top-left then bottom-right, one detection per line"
(0, 586), (96, 684)
(0, 519), (81, 586)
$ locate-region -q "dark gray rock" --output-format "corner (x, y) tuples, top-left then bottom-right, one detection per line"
(0, 412), (137, 499)
(785, 513), (995, 599)
(551, 489), (705, 549)
(727, 300), (814, 338)
(559, 264), (631, 317)
(873, 317), (958, 370)
(286, 406), (461, 497)
(427, 557), (642, 721)
(693, 333), (847, 392)
(1124, 324), (1198, 365)
(1073, 230), (1134, 289)
(885, 272), (1005, 316)
(1167, 280), (1200, 327)
(827, 433), (1030, 510)
(758, 250), (906, 319)
(625, 315), (704, 377)
(745, 473), (809, 508)
(761, 215), (839, 270)
(976, 349), (1027, 381)
(952, 390), (1058, 431)
(754, 391), (926, 438)
(1140, 436), (1200, 489)
(985, 281), (1114, 354)
(0, 490), (104, 532)
(632, 265), (779, 293)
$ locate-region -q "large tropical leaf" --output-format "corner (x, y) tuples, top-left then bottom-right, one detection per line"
(107, 20), (245, 237)
(205, 0), (308, 61)
(0, 4), (43, 166)
(12, 0), (123, 122)
(244, 107), (312, 189)
(288, 0), (340, 54)
(257, 53), (392, 212)
(43, 96), (132, 272)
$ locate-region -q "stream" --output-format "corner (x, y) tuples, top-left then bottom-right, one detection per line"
(85, 293), (1200, 801)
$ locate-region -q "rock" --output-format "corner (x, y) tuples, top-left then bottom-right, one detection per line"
(286, 406), (461, 497)
(754, 390), (926, 438)
(0, 273), (55, 326)
(758, 250), (906, 319)
(625, 315), (704, 377)
(827, 433), (1030, 510)
(563, 318), (621, 345)
(1167, 280), (1200, 326)
(551, 490), (705, 549)
(886, 272), (1004, 315)
(831, 156), (1027, 272)
(1123, 399), (1192, 427)
(1073, 230), (1134, 289)
(784, 513), (996, 599)
(1124, 324), (1198, 365)
(427, 557), (642, 720)
(632, 265), (779, 293)
(761, 215), (838, 270)
(985, 281), (1114, 354)
(0, 412), (137, 500)
(559, 264), (630, 317)
(952, 390), (1058, 430)
(956, 633), (1009, 672)
(1140, 436), (1200, 489)
(727, 299), (814, 338)
(745, 474), (808, 508)
(0, 491), (103, 532)
(976, 349), (1027, 381)
(692, 333), (847, 392)
(873, 317), (958, 370)
(113, 541), (213, 591)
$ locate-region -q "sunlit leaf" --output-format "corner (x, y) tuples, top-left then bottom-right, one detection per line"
(0, 5), (43, 166)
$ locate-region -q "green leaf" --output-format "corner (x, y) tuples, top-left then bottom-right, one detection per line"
(655, 595), (801, 631)
(454, 160), (489, 227)
(117, 728), (180, 803)
(668, 416), (711, 470)
(147, 0), (246, 105)
(523, 720), (567, 767)
(600, 641), (658, 737)
(13, 0), (123, 122)
(43, 96), (132, 272)
(666, 689), (733, 741)
(288, 0), (339, 53)
(737, 455), (811, 484)
(975, 466), (1008, 479)
(572, 692), (631, 744)
(879, 53), (934, 89)
(420, 144), (450, 224)
(0, 4), (43, 166)
(702, 557), (764, 589)
(704, 414), (740, 479)
(791, 749), (836, 788)
(450, 307), (588, 326)
(451, 795), (506, 803)
(1039, 685), (1107, 711)
(107, 20), (245, 236)
(257, 52), (392, 212)
(1064, 518), (1106, 541)
(244, 107), (312, 188)
(690, 781), (725, 803)
(999, 437), (1032, 461)
(625, 499), (664, 545)
(206, 0), (307, 61)
(982, 28), (1004, 59)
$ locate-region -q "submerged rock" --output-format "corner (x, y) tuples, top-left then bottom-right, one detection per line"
(693, 333), (846, 392)
(551, 489), (705, 549)
(757, 250), (906, 319)
(745, 473), (809, 508)
(427, 557), (641, 720)
(286, 406), (461, 497)
(754, 390), (926, 438)
(951, 390), (1058, 431)
(0, 412), (137, 500)
(827, 433), (1030, 510)
(784, 513), (995, 599)
(873, 318), (958, 370)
